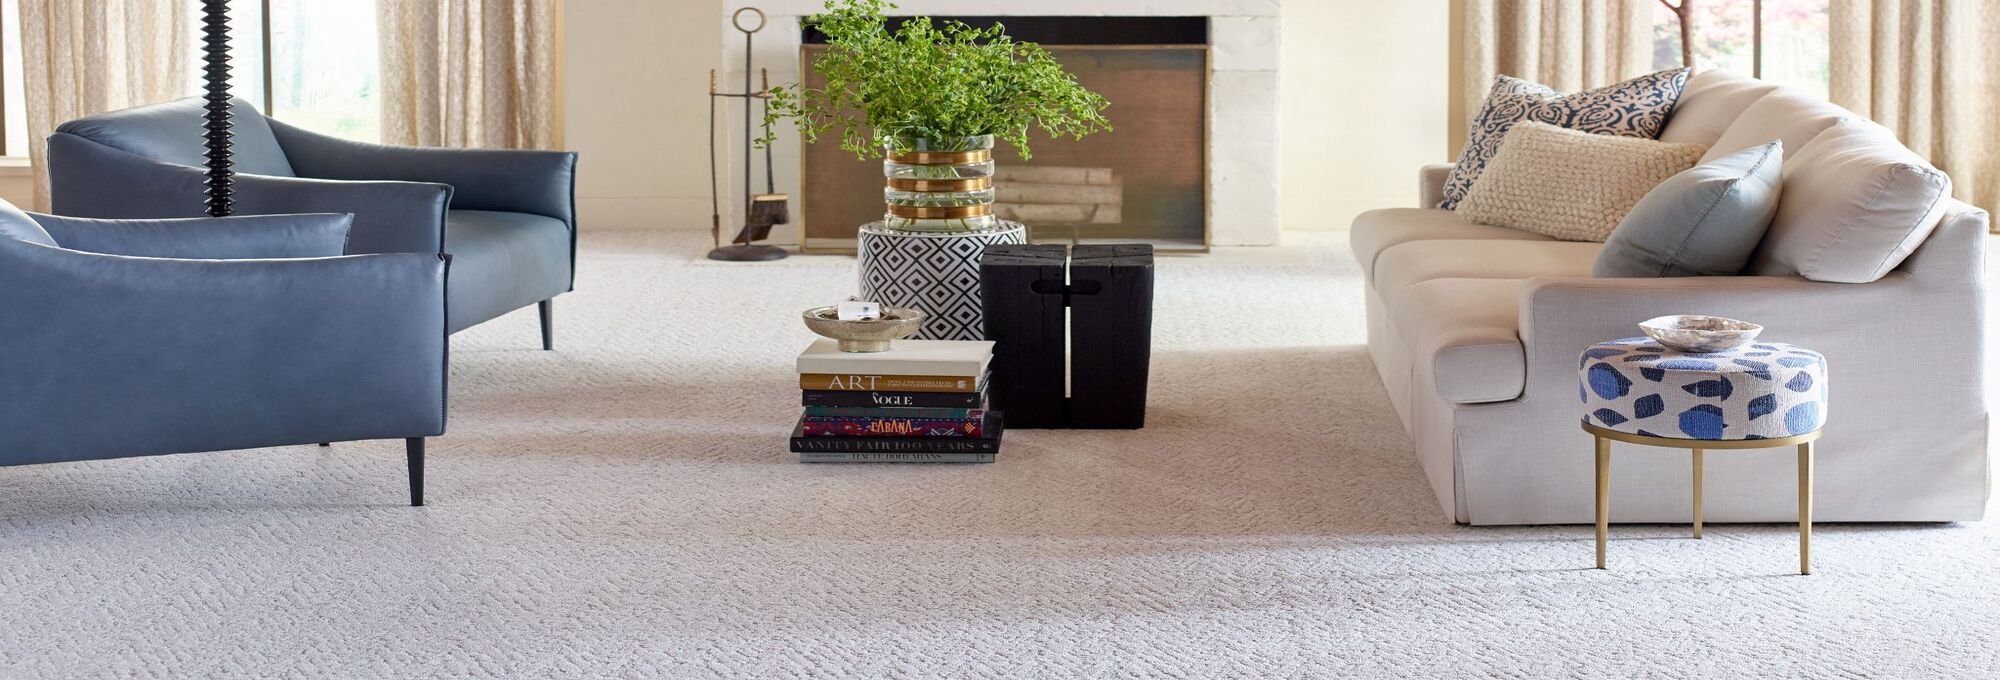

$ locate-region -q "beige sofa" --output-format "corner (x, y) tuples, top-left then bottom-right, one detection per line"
(1354, 71), (1991, 525)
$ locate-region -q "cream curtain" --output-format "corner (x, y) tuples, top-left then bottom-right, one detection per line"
(1455, 1), (1655, 153)
(377, 0), (560, 149)
(1830, 0), (2000, 212)
(20, 0), (191, 210)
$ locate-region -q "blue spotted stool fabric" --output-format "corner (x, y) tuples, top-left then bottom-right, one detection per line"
(1579, 338), (1828, 440)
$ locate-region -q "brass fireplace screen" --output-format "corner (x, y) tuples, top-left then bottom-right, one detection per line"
(797, 17), (1209, 253)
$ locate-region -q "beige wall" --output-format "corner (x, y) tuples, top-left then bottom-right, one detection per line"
(563, 0), (724, 231)
(1278, 1), (1451, 231)
(0, 172), (31, 209)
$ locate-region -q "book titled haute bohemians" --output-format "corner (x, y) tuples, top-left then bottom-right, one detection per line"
(797, 452), (996, 464)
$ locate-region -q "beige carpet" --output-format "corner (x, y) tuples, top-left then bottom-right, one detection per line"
(3, 231), (1996, 678)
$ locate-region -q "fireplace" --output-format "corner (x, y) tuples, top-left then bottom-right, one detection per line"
(723, 2), (1281, 250)
(798, 17), (1207, 252)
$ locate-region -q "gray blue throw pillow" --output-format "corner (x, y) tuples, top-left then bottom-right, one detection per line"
(1441, 68), (1691, 210)
(1593, 140), (1783, 278)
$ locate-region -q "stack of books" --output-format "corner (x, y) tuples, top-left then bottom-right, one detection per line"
(790, 339), (1004, 463)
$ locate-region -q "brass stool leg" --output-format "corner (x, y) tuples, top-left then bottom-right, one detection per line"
(1692, 448), (1704, 539)
(1596, 435), (1610, 569)
(1798, 440), (1814, 575)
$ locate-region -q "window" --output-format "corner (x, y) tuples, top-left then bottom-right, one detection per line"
(0, 0), (379, 159)
(1653, 0), (1831, 99)
(209, 0), (382, 143)
(2, 0), (26, 158)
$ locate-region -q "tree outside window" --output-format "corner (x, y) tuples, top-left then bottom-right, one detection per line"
(1653, 0), (1830, 99)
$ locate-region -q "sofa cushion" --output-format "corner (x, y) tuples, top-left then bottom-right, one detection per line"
(1457, 122), (1707, 242)
(1439, 69), (1691, 210)
(1748, 120), (1953, 283)
(1374, 239), (1601, 292)
(445, 210), (574, 333)
(1595, 140), (1784, 277)
(1658, 70), (1780, 147)
(1701, 87), (1850, 163)
(1349, 208), (1552, 280)
(1377, 278), (1527, 404)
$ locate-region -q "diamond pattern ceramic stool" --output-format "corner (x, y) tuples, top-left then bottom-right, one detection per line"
(1577, 337), (1829, 575)
(857, 222), (1028, 341)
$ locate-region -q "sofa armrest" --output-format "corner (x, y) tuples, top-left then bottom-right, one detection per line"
(1419, 163), (1455, 209)
(1517, 270), (1984, 395)
(269, 119), (577, 228)
(233, 175), (451, 255)
(1520, 200), (1988, 370)
(29, 212), (352, 259)
(0, 242), (448, 464)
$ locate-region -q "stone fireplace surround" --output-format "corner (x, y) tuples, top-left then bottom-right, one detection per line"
(721, 0), (1282, 247)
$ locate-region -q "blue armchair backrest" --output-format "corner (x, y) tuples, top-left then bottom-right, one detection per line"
(55, 97), (296, 177)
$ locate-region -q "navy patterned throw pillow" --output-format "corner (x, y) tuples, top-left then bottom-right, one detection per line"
(1440, 68), (1691, 210)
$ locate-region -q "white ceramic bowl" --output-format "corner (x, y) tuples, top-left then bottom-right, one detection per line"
(1639, 315), (1763, 353)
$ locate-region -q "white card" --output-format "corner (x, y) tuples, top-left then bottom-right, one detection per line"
(836, 301), (882, 321)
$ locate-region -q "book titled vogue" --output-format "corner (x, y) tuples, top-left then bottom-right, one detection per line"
(800, 385), (988, 409)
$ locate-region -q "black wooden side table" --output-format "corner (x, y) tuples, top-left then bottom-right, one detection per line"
(980, 244), (1154, 429)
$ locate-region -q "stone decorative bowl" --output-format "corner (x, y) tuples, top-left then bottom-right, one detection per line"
(802, 306), (925, 353)
(1639, 315), (1763, 353)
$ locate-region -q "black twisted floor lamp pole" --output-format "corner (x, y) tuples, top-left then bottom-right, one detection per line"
(201, 0), (235, 217)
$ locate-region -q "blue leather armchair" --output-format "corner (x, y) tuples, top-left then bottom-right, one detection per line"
(0, 201), (445, 505)
(45, 97), (577, 347)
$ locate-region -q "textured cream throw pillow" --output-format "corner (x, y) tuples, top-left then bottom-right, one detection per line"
(1458, 122), (1708, 242)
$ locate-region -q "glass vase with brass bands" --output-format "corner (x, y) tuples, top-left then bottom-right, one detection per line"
(882, 134), (999, 232)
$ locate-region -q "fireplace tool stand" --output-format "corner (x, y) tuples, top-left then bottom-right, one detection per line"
(706, 6), (789, 262)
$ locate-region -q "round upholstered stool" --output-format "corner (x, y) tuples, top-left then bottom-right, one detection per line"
(1578, 337), (1829, 574)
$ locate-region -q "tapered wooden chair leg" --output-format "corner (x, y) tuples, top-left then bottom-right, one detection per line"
(539, 299), (555, 351)
(407, 437), (426, 507)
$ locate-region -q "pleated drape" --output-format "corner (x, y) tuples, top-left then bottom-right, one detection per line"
(1830, 0), (2000, 212)
(1458, 0), (1655, 130)
(20, 0), (191, 210)
(377, 0), (560, 149)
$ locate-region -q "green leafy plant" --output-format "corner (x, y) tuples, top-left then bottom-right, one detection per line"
(760, 0), (1111, 159)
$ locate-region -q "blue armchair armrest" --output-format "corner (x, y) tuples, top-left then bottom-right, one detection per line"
(46, 132), (451, 256)
(0, 241), (448, 466)
(30, 212), (354, 259)
(269, 120), (577, 228)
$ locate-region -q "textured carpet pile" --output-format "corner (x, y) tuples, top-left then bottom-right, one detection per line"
(3, 232), (1996, 677)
